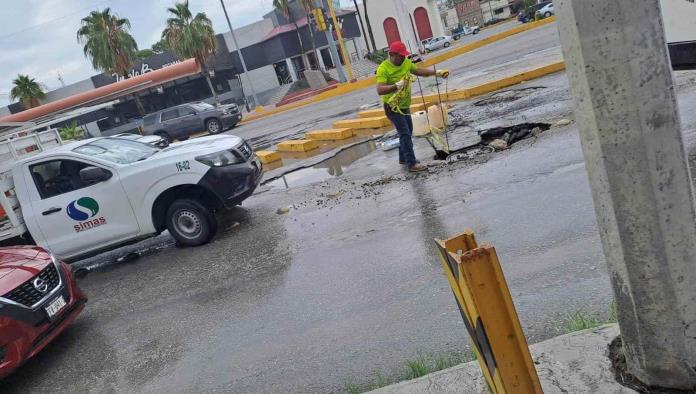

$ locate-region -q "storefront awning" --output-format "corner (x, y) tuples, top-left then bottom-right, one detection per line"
(0, 59), (201, 123)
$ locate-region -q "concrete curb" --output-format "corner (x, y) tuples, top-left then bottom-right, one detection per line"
(367, 325), (638, 394)
(242, 17), (558, 124)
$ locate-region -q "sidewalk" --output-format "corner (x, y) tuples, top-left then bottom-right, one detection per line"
(369, 325), (637, 394)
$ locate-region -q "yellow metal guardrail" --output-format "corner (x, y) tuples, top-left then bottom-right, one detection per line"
(435, 230), (542, 393)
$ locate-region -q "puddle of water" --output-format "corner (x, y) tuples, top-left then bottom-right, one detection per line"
(266, 140), (380, 190)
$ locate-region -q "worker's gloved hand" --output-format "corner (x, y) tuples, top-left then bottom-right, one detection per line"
(394, 79), (407, 91)
(436, 69), (450, 78)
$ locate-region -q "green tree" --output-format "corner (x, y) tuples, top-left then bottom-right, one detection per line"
(136, 48), (156, 60)
(76, 8), (145, 114)
(151, 38), (170, 53)
(162, 0), (219, 104)
(274, 0), (307, 74)
(10, 74), (45, 110)
(58, 121), (85, 141)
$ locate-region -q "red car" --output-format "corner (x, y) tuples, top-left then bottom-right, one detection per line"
(0, 246), (86, 379)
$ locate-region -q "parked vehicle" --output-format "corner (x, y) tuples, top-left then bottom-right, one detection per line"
(0, 245), (87, 379)
(424, 36), (453, 52)
(141, 102), (242, 143)
(451, 25), (480, 40)
(113, 133), (169, 149)
(519, 2), (551, 23)
(536, 3), (554, 18)
(0, 128), (262, 261)
(408, 53), (423, 63)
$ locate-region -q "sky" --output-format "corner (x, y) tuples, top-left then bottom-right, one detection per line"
(0, 0), (353, 105)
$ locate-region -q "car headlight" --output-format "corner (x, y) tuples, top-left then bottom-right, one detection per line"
(196, 150), (243, 167)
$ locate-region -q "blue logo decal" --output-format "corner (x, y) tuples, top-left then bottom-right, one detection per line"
(66, 197), (100, 221)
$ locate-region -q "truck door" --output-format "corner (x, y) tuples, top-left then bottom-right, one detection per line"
(26, 158), (139, 258)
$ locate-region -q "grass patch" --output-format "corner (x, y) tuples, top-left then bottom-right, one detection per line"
(343, 350), (475, 393)
(560, 301), (618, 334)
(405, 357), (428, 379)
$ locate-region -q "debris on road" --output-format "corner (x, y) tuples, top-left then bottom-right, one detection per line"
(490, 139), (509, 151)
(555, 118), (572, 127)
(277, 206), (292, 215)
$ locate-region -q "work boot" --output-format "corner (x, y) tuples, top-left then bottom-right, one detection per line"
(408, 163), (427, 172)
(400, 160), (420, 165)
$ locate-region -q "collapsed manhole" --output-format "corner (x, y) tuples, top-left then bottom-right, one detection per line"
(474, 87), (546, 106)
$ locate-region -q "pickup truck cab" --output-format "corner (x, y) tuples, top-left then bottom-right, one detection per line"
(0, 130), (261, 261)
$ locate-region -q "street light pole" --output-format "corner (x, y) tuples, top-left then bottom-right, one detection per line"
(220, 0), (259, 111)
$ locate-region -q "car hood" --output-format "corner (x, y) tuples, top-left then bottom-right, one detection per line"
(147, 135), (244, 160)
(0, 246), (52, 296)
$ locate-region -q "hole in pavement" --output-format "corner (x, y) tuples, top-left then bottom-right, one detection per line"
(266, 140), (379, 190)
(478, 122), (551, 145)
(264, 122), (551, 190)
(474, 87), (546, 106)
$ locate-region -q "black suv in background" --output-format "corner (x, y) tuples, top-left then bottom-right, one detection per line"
(141, 102), (242, 142)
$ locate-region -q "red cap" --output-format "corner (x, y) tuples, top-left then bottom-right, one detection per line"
(388, 41), (410, 57)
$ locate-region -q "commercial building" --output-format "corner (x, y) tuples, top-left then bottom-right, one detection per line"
(456, 0), (485, 27)
(0, 1), (362, 136)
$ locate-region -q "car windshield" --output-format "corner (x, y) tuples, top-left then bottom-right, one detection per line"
(73, 138), (159, 164)
(190, 102), (214, 111)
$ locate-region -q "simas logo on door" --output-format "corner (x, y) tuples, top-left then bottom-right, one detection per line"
(67, 197), (107, 233)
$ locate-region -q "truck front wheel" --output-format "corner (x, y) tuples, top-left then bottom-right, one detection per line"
(165, 199), (218, 246)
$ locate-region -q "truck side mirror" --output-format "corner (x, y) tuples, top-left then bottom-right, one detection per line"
(80, 166), (112, 184)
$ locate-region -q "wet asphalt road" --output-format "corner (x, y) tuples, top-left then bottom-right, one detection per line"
(5, 22), (696, 393)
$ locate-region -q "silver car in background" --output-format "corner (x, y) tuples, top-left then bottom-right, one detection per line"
(424, 36), (453, 52)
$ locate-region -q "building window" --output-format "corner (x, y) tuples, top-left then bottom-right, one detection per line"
(494, 8), (504, 15)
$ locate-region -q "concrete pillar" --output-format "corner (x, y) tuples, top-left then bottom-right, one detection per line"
(556, 0), (696, 389)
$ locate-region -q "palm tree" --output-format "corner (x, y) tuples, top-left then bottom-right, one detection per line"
(362, 0), (377, 53)
(274, 0), (307, 75)
(76, 8), (145, 114)
(299, 0), (318, 69)
(10, 74), (45, 110)
(162, 1), (219, 104)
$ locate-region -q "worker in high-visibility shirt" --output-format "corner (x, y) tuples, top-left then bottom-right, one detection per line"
(376, 41), (449, 172)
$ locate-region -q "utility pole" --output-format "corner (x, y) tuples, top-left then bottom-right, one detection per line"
(318, 0), (347, 83)
(220, 0), (259, 110)
(556, 0), (696, 389)
(326, 0), (354, 80)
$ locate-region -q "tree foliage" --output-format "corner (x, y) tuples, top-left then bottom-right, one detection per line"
(10, 74), (45, 109)
(77, 8), (138, 77)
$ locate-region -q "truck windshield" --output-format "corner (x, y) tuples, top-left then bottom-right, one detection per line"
(73, 138), (159, 164)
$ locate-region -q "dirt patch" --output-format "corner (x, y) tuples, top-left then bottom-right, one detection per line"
(609, 336), (694, 393)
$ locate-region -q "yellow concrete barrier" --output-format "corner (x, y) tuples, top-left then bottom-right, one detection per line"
(466, 61), (566, 97)
(277, 139), (319, 152)
(305, 128), (355, 140)
(333, 116), (391, 130)
(422, 16), (557, 67)
(255, 150), (282, 164)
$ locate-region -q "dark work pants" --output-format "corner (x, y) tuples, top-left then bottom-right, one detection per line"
(384, 105), (416, 166)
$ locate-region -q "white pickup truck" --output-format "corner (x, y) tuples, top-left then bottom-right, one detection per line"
(0, 128), (262, 261)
